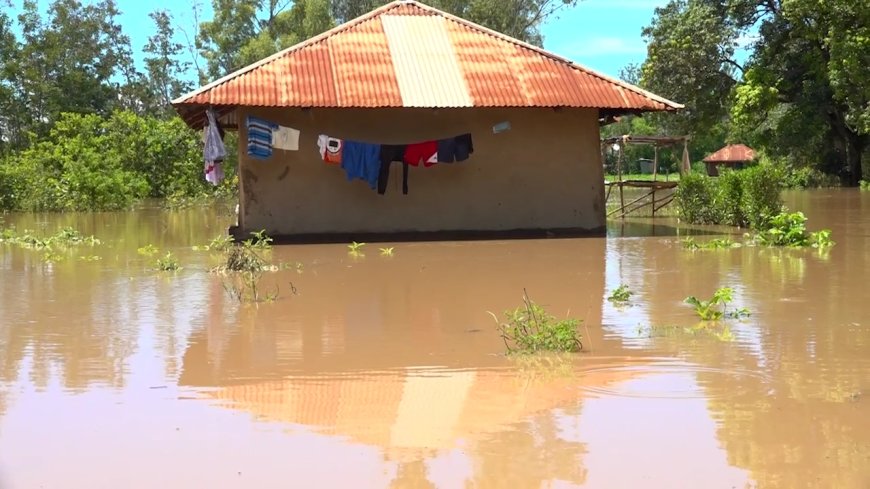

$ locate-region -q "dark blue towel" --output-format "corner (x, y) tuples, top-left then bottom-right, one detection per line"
(341, 141), (382, 190)
(436, 133), (474, 163)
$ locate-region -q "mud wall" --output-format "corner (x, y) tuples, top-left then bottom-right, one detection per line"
(236, 107), (605, 236)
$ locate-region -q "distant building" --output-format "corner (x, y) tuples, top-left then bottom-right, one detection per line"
(173, 0), (681, 242)
(703, 144), (757, 177)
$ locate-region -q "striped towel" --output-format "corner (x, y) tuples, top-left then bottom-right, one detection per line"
(246, 116), (278, 159)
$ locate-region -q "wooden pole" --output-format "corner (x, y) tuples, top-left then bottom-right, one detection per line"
(618, 140), (625, 217)
(651, 145), (659, 216)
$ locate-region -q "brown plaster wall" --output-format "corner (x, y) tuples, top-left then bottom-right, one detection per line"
(236, 107), (605, 236)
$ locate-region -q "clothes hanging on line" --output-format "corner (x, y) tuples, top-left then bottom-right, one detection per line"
(247, 116), (278, 159)
(273, 125), (300, 151)
(378, 145), (408, 195)
(317, 135), (343, 164)
(203, 108), (227, 186)
(403, 141), (438, 167)
(341, 141), (382, 190)
(436, 133), (474, 163)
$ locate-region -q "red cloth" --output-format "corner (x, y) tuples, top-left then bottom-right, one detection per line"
(403, 141), (437, 167)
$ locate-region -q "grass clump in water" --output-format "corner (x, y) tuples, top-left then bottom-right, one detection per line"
(490, 290), (582, 354)
(607, 284), (633, 305)
(348, 241), (366, 257)
(217, 240), (282, 303)
(154, 252), (181, 272)
(860, 180), (870, 191)
(682, 236), (742, 250)
(685, 287), (750, 321)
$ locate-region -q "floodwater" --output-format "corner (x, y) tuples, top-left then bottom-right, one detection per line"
(0, 190), (868, 489)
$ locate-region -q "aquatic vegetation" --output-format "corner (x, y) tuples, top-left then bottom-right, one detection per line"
(78, 255), (102, 261)
(379, 247), (395, 257)
(154, 252), (182, 272)
(860, 180), (870, 191)
(192, 234), (233, 252)
(682, 236), (741, 250)
(1, 227), (100, 249)
(246, 229), (273, 249)
(348, 241), (366, 256)
(489, 290), (582, 354)
(42, 249), (66, 262)
(137, 244), (159, 256)
(607, 284), (633, 305)
(754, 211), (835, 248)
(685, 287), (750, 321)
(218, 243), (280, 303)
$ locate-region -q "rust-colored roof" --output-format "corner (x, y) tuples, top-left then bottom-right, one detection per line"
(173, 0), (681, 127)
(703, 144), (757, 163)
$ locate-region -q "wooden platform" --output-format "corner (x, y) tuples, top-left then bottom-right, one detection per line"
(605, 180), (678, 218)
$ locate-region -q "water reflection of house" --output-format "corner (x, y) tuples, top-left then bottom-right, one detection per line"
(172, 0), (681, 241)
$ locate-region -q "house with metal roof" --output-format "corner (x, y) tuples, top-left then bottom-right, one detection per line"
(703, 144), (757, 176)
(173, 0), (682, 242)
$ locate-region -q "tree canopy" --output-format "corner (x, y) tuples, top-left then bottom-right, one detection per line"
(639, 0), (868, 184)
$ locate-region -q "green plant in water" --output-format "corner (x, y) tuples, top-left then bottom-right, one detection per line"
(246, 229), (273, 249)
(685, 287), (751, 321)
(489, 290), (582, 354)
(379, 247), (395, 257)
(682, 236), (741, 250)
(219, 243), (280, 303)
(137, 244), (159, 256)
(755, 211), (835, 249)
(79, 255), (102, 261)
(155, 252), (182, 272)
(860, 180), (870, 191)
(193, 234), (234, 252)
(808, 229), (835, 249)
(607, 284), (633, 304)
(348, 241), (366, 256)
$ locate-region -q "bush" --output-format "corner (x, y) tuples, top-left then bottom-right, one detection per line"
(675, 172), (722, 224)
(754, 211), (835, 248)
(491, 291), (582, 354)
(676, 166), (783, 229)
(0, 111), (209, 212)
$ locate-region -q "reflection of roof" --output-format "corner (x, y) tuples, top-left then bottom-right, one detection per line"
(206, 365), (641, 460)
(173, 0), (681, 127)
(703, 144), (756, 163)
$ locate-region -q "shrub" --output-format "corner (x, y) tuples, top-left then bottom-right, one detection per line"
(740, 165), (783, 229)
(0, 111), (209, 212)
(491, 291), (582, 354)
(754, 211), (835, 248)
(675, 172), (722, 224)
(676, 166), (783, 229)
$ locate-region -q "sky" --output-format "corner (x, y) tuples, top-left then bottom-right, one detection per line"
(9, 0), (669, 82)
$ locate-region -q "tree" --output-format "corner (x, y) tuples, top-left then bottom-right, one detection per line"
(0, 0), (137, 146)
(330, 0), (579, 46)
(143, 10), (193, 117)
(641, 0), (868, 184)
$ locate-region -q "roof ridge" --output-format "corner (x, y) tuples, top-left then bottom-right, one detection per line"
(400, 1), (682, 110)
(173, 0), (683, 111)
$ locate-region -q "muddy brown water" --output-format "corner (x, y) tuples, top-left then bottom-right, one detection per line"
(0, 190), (868, 488)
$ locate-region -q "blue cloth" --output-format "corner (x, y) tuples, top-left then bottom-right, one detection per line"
(436, 133), (474, 163)
(341, 141), (382, 190)
(246, 116), (278, 159)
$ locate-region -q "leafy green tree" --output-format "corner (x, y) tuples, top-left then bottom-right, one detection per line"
(0, 111), (205, 211)
(330, 0), (579, 46)
(142, 10), (194, 117)
(641, 0), (868, 184)
(0, 0), (137, 146)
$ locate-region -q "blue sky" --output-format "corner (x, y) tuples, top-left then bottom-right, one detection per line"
(10, 0), (667, 82)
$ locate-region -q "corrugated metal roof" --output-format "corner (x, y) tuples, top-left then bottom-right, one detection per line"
(704, 144), (757, 163)
(173, 0), (682, 126)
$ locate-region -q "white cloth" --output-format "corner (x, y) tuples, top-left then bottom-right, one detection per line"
(272, 125), (300, 151)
